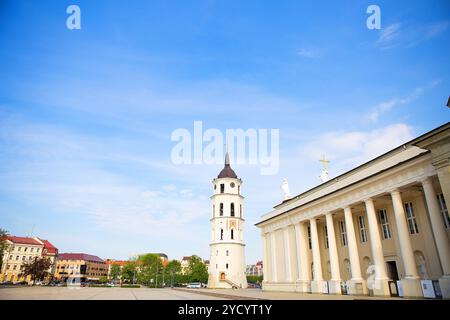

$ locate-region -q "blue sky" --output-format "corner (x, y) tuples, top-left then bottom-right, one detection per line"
(0, 0), (449, 264)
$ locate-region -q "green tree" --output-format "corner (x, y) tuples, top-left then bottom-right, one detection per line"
(0, 228), (9, 272)
(137, 254), (162, 287)
(188, 255), (208, 283)
(110, 264), (121, 281)
(20, 257), (51, 285)
(121, 261), (137, 284)
(164, 260), (182, 287)
(166, 260), (181, 274)
(246, 275), (263, 285)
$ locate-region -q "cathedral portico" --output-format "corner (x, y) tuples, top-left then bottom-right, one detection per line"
(257, 123), (450, 298)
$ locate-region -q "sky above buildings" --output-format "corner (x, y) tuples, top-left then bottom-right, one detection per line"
(0, 0), (449, 264)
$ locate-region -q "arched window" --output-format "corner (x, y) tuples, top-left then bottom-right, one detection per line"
(240, 204), (242, 217)
(226, 250), (229, 256)
(220, 203), (223, 216)
(230, 203), (235, 216)
(220, 229), (223, 240)
(231, 229), (234, 240)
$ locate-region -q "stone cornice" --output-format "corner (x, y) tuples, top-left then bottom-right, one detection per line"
(259, 155), (435, 234)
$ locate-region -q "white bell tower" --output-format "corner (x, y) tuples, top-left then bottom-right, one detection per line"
(207, 152), (247, 289)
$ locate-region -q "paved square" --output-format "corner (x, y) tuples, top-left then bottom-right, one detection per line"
(0, 287), (404, 300)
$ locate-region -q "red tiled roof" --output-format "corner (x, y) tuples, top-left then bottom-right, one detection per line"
(6, 236), (42, 246)
(105, 259), (128, 266)
(58, 253), (104, 263)
(39, 239), (58, 255)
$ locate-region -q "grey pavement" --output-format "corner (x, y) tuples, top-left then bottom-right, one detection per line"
(0, 287), (226, 300)
(0, 286), (406, 300)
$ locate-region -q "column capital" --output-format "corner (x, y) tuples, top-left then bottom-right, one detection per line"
(389, 188), (401, 195)
(419, 176), (433, 185)
(363, 197), (374, 204)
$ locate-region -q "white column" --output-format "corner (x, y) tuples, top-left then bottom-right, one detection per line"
(294, 222), (311, 292)
(421, 178), (450, 275)
(421, 178), (450, 299)
(390, 190), (420, 279)
(365, 198), (390, 296)
(310, 218), (324, 293)
(344, 207), (363, 281)
(270, 231), (278, 282)
(283, 226), (293, 283)
(326, 213), (342, 294)
(390, 189), (423, 297)
(343, 206), (367, 295)
(262, 233), (270, 283)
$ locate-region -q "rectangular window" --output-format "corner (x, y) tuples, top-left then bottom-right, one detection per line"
(437, 193), (449, 229)
(220, 203), (224, 216)
(404, 202), (419, 234)
(358, 215), (368, 243)
(379, 209), (392, 239)
(339, 221), (347, 246)
(220, 184), (225, 193)
(323, 225), (329, 249)
(307, 226), (312, 249)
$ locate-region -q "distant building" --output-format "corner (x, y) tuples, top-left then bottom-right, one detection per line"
(105, 259), (128, 280)
(246, 261), (263, 276)
(180, 256), (191, 275)
(55, 253), (107, 283)
(41, 239), (59, 281)
(0, 236), (58, 284)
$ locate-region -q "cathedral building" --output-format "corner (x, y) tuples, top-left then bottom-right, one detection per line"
(256, 122), (450, 299)
(208, 152), (247, 289)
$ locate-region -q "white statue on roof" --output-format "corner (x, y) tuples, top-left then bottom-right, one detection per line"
(281, 178), (292, 201)
(319, 154), (330, 183)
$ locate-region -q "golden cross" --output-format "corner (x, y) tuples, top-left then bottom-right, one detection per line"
(319, 154), (330, 169)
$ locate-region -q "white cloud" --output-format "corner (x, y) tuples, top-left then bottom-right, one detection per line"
(297, 47), (320, 59)
(303, 123), (414, 174)
(367, 80), (440, 122)
(377, 23), (401, 45)
(375, 21), (449, 50)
